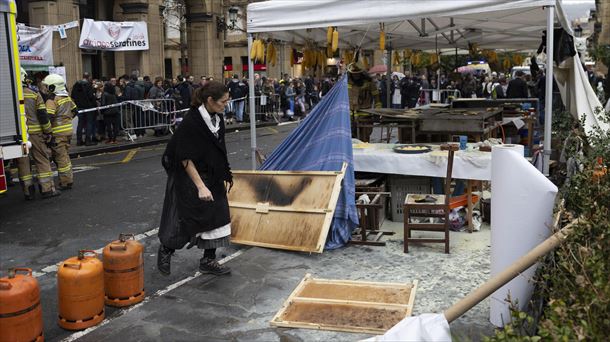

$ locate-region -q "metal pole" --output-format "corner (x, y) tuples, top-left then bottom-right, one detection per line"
(247, 34), (257, 170)
(543, 5), (554, 176)
(386, 44), (392, 108)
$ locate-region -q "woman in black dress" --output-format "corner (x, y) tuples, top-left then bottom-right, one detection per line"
(157, 81), (233, 276)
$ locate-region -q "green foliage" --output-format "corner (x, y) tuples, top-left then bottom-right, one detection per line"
(487, 110), (610, 341)
(551, 109), (576, 144)
(589, 44), (610, 67)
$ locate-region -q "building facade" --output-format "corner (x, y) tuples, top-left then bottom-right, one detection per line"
(16, 0), (380, 87)
(16, 0), (296, 86)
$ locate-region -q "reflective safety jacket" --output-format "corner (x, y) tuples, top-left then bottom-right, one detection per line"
(46, 96), (77, 136)
(23, 87), (52, 134)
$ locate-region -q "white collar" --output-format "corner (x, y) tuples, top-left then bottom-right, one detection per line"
(55, 90), (69, 97)
(198, 105), (220, 136)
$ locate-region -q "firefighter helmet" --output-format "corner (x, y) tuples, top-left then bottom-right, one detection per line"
(42, 73), (66, 93)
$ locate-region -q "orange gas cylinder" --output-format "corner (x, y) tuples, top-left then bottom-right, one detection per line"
(57, 250), (105, 330)
(0, 268), (44, 342)
(103, 233), (145, 307)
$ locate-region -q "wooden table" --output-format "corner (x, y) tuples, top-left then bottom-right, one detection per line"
(357, 107), (503, 143)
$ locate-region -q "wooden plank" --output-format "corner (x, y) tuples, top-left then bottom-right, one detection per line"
(229, 239), (325, 253)
(291, 297), (411, 309)
(315, 163), (347, 252)
(270, 320), (388, 335)
(309, 278), (413, 289)
(233, 170), (342, 176)
(406, 280), (418, 317)
(230, 202), (330, 214)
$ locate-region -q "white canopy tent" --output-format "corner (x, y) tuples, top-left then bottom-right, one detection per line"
(244, 0), (597, 175)
(247, 0), (563, 51)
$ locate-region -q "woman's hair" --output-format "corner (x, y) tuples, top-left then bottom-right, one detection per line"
(191, 81), (229, 107)
(154, 76), (163, 86)
(103, 82), (115, 95)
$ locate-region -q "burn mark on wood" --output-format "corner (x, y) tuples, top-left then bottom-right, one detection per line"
(244, 176), (313, 206)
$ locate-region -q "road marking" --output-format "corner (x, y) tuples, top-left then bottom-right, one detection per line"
(267, 127), (279, 134)
(60, 249), (245, 342)
(121, 149), (139, 163)
(277, 121), (299, 126)
(32, 227), (159, 278)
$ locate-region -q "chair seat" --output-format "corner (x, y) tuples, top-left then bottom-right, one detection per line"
(405, 194), (446, 205)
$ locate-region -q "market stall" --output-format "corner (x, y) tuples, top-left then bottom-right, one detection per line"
(357, 107), (503, 144)
(245, 0), (609, 177)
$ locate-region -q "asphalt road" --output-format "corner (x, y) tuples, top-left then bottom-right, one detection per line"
(1, 122), (494, 341)
(0, 123), (299, 342)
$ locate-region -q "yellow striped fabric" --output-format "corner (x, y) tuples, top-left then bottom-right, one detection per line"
(58, 165), (72, 173)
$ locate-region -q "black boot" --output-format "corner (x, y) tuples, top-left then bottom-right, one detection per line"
(59, 183), (73, 190)
(24, 184), (35, 201)
(41, 189), (61, 199)
(157, 244), (174, 276)
(199, 257), (230, 275)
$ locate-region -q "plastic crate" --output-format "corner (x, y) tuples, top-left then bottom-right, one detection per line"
(388, 176), (432, 222)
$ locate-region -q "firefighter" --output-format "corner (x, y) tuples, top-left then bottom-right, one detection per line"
(347, 58), (381, 142)
(17, 69), (60, 199)
(42, 73), (78, 190)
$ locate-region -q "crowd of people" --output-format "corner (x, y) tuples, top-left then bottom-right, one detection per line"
(377, 69), (550, 110)
(60, 72), (338, 139)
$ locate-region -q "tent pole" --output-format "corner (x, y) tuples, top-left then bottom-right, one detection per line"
(386, 44), (392, 108)
(247, 34), (257, 170)
(543, 5), (554, 176)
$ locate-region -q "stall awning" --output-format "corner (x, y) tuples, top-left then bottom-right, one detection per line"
(247, 0), (568, 51)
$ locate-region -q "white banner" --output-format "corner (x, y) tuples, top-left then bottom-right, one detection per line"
(48, 66), (67, 85)
(79, 19), (149, 51)
(17, 24), (54, 66)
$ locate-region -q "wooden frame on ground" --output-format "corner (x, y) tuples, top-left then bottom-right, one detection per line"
(271, 273), (418, 334)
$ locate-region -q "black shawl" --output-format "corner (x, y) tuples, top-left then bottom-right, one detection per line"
(158, 107), (232, 249)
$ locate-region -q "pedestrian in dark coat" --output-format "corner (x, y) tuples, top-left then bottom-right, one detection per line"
(506, 71), (529, 98)
(101, 82), (120, 143)
(157, 81), (233, 276)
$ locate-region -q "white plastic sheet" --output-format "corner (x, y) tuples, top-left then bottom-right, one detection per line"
(554, 53), (609, 137)
(490, 145), (558, 327)
(362, 314), (452, 342)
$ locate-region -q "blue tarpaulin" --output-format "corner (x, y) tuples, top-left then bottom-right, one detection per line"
(259, 76), (358, 250)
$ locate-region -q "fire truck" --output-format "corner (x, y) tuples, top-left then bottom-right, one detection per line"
(0, 0), (28, 193)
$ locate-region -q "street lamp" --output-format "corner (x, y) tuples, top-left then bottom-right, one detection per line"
(217, 6), (241, 35)
(228, 7), (239, 28)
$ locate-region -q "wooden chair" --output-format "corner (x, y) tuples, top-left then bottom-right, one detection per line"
(403, 144), (458, 254)
(350, 191), (394, 246)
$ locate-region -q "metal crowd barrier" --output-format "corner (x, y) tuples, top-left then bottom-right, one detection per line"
(419, 88), (462, 104)
(226, 95), (283, 124)
(120, 99), (178, 141)
(77, 99), (180, 141)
